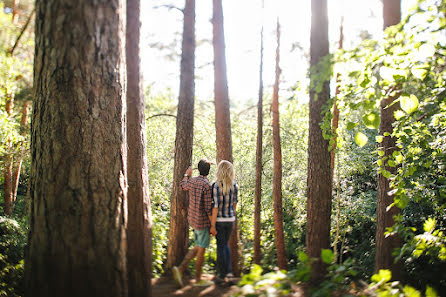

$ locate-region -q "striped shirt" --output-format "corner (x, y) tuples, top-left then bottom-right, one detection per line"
(180, 175), (212, 230)
(212, 181), (238, 222)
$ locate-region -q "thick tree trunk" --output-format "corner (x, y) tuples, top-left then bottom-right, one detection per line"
(253, 23), (264, 266)
(375, 0), (402, 280)
(306, 0), (332, 283)
(272, 20), (287, 271)
(212, 0), (239, 276)
(126, 0), (152, 296)
(167, 0), (195, 272)
(26, 1), (128, 297)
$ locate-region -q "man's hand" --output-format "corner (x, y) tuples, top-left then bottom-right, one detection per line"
(185, 166), (193, 177)
(210, 226), (217, 236)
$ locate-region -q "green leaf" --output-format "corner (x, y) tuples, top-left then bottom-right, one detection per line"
(362, 112), (380, 129)
(377, 159), (383, 166)
(376, 136), (384, 143)
(423, 218), (436, 233)
(346, 122), (357, 130)
(401, 94), (419, 114)
(411, 67), (428, 80)
(321, 249), (334, 264)
(355, 132), (368, 147)
(403, 285), (421, 297)
(426, 285), (438, 297)
(382, 169), (391, 179)
(371, 269), (392, 283)
(394, 109), (406, 120)
(378, 150), (385, 157)
(298, 251), (309, 263)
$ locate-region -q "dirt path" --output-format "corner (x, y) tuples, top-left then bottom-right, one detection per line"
(152, 274), (240, 297)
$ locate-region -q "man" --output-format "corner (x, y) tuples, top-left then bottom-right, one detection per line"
(172, 159), (216, 287)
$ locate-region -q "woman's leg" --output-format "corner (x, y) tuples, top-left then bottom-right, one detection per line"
(216, 222), (233, 278)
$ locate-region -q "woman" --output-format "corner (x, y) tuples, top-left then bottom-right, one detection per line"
(210, 160), (238, 284)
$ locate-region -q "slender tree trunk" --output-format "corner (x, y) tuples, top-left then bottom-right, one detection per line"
(167, 0), (195, 272)
(127, 0), (152, 296)
(253, 16), (264, 266)
(3, 95), (14, 216)
(9, 7), (35, 55)
(11, 101), (31, 205)
(332, 17), (343, 261)
(271, 19), (287, 271)
(306, 0), (332, 283)
(375, 0), (402, 280)
(212, 0), (239, 276)
(26, 1), (128, 296)
(12, 0), (20, 23)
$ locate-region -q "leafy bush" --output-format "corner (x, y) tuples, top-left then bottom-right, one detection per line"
(0, 217), (26, 297)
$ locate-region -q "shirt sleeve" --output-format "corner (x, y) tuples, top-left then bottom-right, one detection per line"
(203, 183), (212, 217)
(212, 183), (219, 208)
(233, 182), (238, 204)
(180, 178), (191, 191)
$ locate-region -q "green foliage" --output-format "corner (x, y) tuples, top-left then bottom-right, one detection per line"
(0, 217), (26, 297)
(369, 269), (438, 297)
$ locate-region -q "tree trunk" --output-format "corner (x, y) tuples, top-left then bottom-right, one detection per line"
(3, 95), (14, 216)
(212, 0), (239, 276)
(12, 0), (20, 23)
(126, 0), (152, 296)
(306, 0), (332, 283)
(332, 17), (343, 261)
(253, 18), (264, 266)
(375, 0), (402, 280)
(26, 1), (128, 297)
(272, 19), (287, 271)
(167, 0), (195, 273)
(11, 101), (31, 205)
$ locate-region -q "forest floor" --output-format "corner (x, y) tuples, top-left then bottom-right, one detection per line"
(151, 274), (239, 297)
(152, 274), (306, 296)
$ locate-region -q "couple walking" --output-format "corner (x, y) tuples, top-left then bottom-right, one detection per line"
(172, 159), (238, 287)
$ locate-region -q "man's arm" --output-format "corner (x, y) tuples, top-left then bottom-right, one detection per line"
(179, 166), (193, 190)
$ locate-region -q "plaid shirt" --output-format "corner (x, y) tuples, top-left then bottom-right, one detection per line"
(211, 181), (238, 222)
(180, 175), (212, 230)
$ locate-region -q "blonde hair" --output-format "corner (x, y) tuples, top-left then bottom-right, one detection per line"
(216, 160), (234, 195)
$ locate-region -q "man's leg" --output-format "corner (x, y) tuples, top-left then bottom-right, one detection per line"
(195, 246), (206, 282)
(178, 246), (198, 273)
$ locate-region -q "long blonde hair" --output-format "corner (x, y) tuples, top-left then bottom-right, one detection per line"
(216, 160), (234, 195)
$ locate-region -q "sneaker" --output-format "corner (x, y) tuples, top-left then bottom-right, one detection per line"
(213, 276), (225, 285)
(193, 279), (214, 287)
(172, 266), (183, 287)
(226, 273), (234, 278)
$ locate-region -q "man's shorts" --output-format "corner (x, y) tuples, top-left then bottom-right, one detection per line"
(194, 228), (210, 248)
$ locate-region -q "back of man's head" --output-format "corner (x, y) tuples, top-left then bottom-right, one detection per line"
(198, 159), (211, 176)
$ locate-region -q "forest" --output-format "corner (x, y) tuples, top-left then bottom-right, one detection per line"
(0, 0), (445, 296)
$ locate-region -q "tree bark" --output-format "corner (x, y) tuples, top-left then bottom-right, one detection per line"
(3, 95), (14, 216)
(375, 0), (402, 280)
(212, 0), (239, 276)
(306, 0), (332, 283)
(253, 19), (264, 266)
(272, 19), (287, 271)
(26, 1), (128, 296)
(126, 0), (152, 296)
(167, 0), (195, 272)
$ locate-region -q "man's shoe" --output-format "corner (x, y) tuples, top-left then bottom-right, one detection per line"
(193, 279), (214, 287)
(172, 266), (183, 287)
(213, 276), (225, 285)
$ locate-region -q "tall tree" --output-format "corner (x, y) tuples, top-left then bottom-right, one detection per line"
(375, 0), (402, 280)
(271, 19), (287, 271)
(212, 0), (239, 276)
(127, 0), (152, 296)
(253, 8), (264, 266)
(167, 0), (196, 272)
(306, 0), (332, 283)
(26, 1), (128, 296)
(332, 17), (343, 260)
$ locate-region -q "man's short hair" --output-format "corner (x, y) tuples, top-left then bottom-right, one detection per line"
(198, 159), (211, 176)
